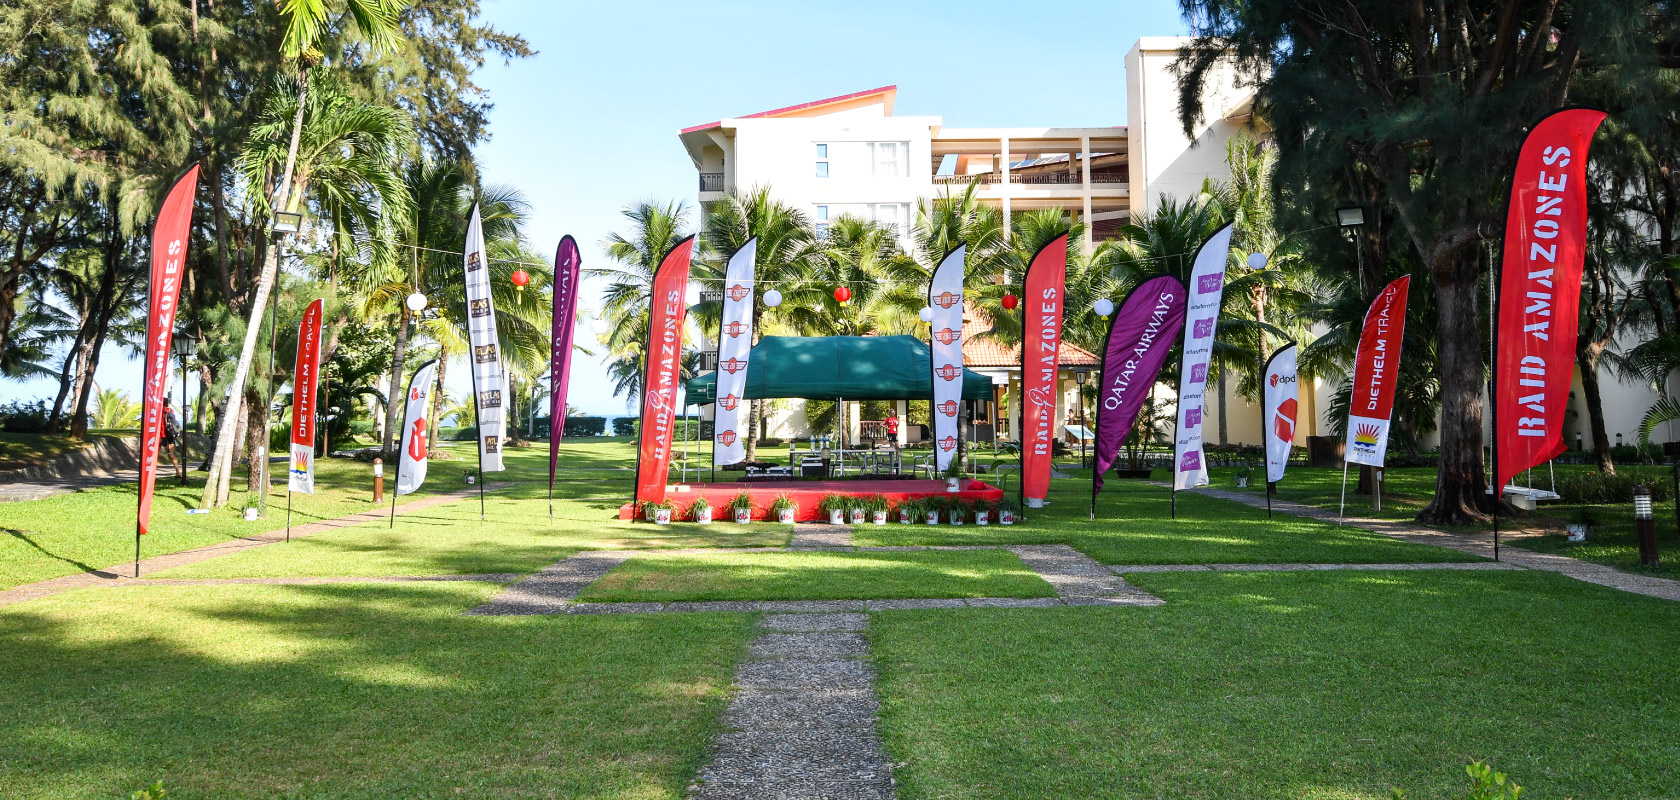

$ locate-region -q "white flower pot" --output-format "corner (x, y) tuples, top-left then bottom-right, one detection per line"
(1236, 477), (1249, 488)
(974, 510), (989, 526)
(829, 509), (846, 525)
(925, 511), (940, 525)
(898, 509), (913, 524)
(644, 505), (659, 522)
(653, 508), (672, 525)
(1566, 523), (1588, 542)
(777, 508), (797, 524)
(949, 510), (965, 526)
(1000, 510), (1016, 526)
(872, 510), (888, 525)
(945, 477), (960, 492)
(694, 508), (712, 525)
(848, 509), (866, 524)
(734, 508), (752, 524)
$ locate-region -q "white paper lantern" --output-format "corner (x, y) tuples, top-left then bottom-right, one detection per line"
(405, 292), (428, 312)
(918, 306), (933, 322)
(764, 289), (783, 308)
(1094, 298), (1115, 317)
(1247, 252), (1268, 270)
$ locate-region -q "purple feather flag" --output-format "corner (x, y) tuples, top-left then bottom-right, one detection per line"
(549, 236), (581, 497)
(1092, 275), (1187, 496)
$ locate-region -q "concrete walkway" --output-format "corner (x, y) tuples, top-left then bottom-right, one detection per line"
(0, 482), (511, 607)
(0, 469), (141, 502)
(1187, 485), (1680, 602)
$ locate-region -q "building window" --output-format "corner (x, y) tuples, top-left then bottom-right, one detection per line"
(871, 203), (907, 234)
(870, 142), (908, 177)
(816, 143), (829, 178)
(815, 205), (829, 239)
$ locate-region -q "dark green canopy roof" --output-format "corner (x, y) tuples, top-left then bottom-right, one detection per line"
(685, 335), (995, 404)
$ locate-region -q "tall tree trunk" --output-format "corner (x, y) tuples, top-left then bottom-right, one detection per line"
(744, 399), (760, 461)
(199, 68), (310, 509)
(1577, 344), (1615, 474)
(1216, 361), (1229, 446)
(382, 311), (412, 455)
(1418, 247), (1491, 524)
(244, 386), (267, 496)
(428, 342), (448, 441)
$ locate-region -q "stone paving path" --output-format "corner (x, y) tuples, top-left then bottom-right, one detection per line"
(465, 543), (1165, 616)
(689, 611), (894, 800)
(790, 522), (852, 550)
(1187, 485), (1680, 602)
(0, 482), (512, 607)
(132, 573), (519, 587)
(1109, 561), (1521, 574)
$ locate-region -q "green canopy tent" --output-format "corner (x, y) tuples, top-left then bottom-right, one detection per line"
(684, 335), (994, 403)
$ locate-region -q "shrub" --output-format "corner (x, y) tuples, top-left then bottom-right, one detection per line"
(563, 416), (607, 437)
(613, 417), (637, 436)
(450, 425), (478, 442)
(0, 399), (51, 433)
(760, 437), (784, 447)
(1553, 468), (1671, 504)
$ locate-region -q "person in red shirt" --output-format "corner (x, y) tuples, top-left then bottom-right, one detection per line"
(885, 412), (900, 450)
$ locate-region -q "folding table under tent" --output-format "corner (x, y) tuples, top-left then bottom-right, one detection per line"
(618, 335), (1004, 522)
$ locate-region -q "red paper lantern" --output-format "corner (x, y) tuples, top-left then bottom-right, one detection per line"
(1001, 293), (1019, 310)
(834, 286), (852, 304)
(511, 269), (530, 293)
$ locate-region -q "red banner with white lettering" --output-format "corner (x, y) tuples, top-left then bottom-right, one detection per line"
(1343, 276), (1410, 468)
(137, 165), (200, 537)
(633, 235), (696, 506)
(1495, 108), (1606, 491)
(288, 299), (323, 494)
(1020, 234), (1068, 505)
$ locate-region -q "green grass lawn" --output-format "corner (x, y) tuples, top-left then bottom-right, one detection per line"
(577, 549), (1057, 603)
(1509, 500), (1680, 578)
(0, 581), (753, 799)
(870, 569), (1680, 800)
(149, 478), (788, 580)
(857, 476), (1481, 565)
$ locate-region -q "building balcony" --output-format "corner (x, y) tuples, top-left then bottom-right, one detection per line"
(699, 172), (726, 193)
(932, 172), (1128, 187)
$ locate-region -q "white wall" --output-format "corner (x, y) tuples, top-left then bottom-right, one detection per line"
(1127, 36), (1253, 218)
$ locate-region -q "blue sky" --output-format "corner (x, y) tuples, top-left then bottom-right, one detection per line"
(6, 0), (1189, 417)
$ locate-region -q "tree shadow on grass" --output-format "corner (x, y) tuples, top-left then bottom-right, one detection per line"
(0, 582), (754, 798)
(3, 528), (101, 573)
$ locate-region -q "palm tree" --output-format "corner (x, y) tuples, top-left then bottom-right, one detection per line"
(202, 72), (413, 507)
(92, 388), (142, 430)
(592, 200), (692, 418)
(201, 1), (407, 508)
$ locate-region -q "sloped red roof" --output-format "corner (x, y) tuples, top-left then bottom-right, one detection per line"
(960, 305), (1100, 369)
(681, 85), (898, 134)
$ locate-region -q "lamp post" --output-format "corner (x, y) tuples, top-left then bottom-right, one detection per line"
(1336, 206), (1367, 298)
(171, 332), (197, 483)
(1634, 484), (1660, 568)
(257, 210), (304, 516)
(1073, 368), (1090, 471)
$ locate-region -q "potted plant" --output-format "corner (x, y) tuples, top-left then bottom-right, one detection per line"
(944, 459), (964, 492)
(896, 498), (919, 524)
(848, 500), (867, 525)
(1234, 465), (1252, 489)
(869, 495), (890, 525)
(974, 499), (993, 526)
(924, 496), (944, 525)
(647, 499), (675, 525)
(997, 497), (1020, 525)
(689, 497), (712, 524)
(770, 493), (799, 524)
(728, 492), (755, 524)
(1566, 506), (1596, 543)
(819, 494), (848, 525)
(949, 499), (969, 526)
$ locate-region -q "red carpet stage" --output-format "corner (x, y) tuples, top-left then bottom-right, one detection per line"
(618, 479), (1005, 522)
